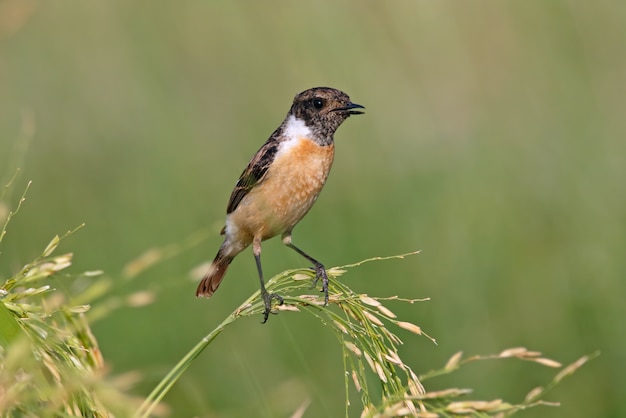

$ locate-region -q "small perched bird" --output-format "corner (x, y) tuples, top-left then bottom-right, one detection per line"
(196, 87), (364, 322)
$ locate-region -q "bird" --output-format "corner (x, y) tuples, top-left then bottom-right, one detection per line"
(196, 87), (364, 323)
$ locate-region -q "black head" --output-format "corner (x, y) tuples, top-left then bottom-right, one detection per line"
(288, 87), (364, 141)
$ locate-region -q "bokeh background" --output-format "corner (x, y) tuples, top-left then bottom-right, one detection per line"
(1, 1), (625, 417)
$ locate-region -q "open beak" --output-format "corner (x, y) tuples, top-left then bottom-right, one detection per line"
(332, 102), (365, 115)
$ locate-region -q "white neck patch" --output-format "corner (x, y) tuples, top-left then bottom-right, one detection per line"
(283, 115), (312, 140)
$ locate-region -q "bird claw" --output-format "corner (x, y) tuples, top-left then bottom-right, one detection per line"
(261, 291), (284, 323)
(309, 264), (329, 306)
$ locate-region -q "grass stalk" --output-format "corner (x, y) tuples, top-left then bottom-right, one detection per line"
(1, 181), (594, 417)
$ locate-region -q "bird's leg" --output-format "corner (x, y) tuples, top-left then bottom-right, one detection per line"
(253, 239), (283, 323)
(282, 234), (329, 306)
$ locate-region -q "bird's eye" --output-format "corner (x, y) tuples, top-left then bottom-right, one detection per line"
(312, 98), (324, 109)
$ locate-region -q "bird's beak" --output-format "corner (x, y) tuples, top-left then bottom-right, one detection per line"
(332, 102), (365, 115)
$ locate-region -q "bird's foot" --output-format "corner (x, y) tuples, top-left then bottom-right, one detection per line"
(261, 290), (284, 324)
(310, 263), (329, 306)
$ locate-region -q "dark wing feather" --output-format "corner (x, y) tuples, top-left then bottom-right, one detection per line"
(226, 138), (279, 214)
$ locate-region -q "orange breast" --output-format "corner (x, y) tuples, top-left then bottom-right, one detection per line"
(228, 137), (335, 241)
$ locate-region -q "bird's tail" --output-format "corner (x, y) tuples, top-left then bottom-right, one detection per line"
(196, 248), (233, 297)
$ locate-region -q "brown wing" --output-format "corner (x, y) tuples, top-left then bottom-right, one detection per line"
(226, 137), (279, 214)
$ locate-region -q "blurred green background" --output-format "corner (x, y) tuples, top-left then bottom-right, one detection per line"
(1, 1), (625, 417)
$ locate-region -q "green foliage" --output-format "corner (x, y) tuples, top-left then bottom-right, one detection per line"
(0, 250), (135, 415)
(0, 185), (144, 417)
